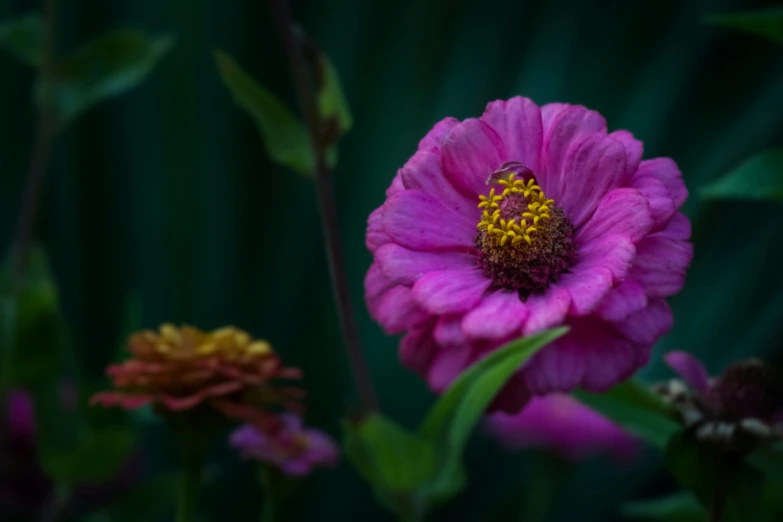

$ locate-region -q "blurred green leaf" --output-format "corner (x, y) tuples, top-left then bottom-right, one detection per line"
(419, 327), (568, 501)
(42, 30), (173, 127)
(41, 426), (135, 484)
(665, 432), (767, 522)
(622, 491), (705, 521)
(747, 442), (783, 480)
(214, 49), (314, 177)
(574, 379), (680, 449)
(0, 13), (42, 67)
(701, 149), (783, 201)
(0, 246), (67, 389)
(344, 413), (437, 494)
(707, 7), (783, 45)
(314, 50), (352, 139)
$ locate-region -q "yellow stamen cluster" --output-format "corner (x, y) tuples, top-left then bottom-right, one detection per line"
(149, 323), (272, 360)
(476, 173), (554, 246)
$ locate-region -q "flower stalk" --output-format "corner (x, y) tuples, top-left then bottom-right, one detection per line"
(176, 437), (205, 522)
(268, 0), (378, 412)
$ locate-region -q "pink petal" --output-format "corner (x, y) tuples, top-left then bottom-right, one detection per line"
(366, 207), (392, 253)
(576, 188), (652, 245)
(434, 315), (467, 346)
(636, 158), (687, 209)
(418, 117), (459, 151)
(596, 280), (648, 322)
(579, 326), (638, 391)
(612, 298), (673, 345)
(609, 130), (643, 178)
(576, 235), (636, 283)
(656, 212), (691, 241)
(541, 105), (607, 201)
(401, 148), (476, 217)
(556, 265), (614, 316)
(628, 235), (693, 298)
(540, 102), (571, 130)
(441, 118), (507, 198)
(629, 175), (675, 231)
(521, 334), (586, 394)
(462, 290), (528, 340)
(428, 343), (473, 392)
(364, 263), (396, 318)
(560, 133), (629, 229)
(664, 351), (710, 394)
(413, 268), (492, 315)
(375, 243), (475, 286)
(375, 286), (430, 335)
(387, 173), (405, 197)
(522, 288), (571, 335)
(480, 96), (543, 173)
(383, 190), (476, 250)
(399, 322), (439, 375)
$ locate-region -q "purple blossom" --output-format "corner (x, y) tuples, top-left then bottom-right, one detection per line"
(364, 97), (692, 412)
(230, 415), (339, 477)
(486, 394), (638, 461)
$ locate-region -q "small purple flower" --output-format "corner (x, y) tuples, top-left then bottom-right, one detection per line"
(364, 97), (692, 413)
(5, 390), (35, 441)
(486, 394), (638, 461)
(230, 415), (339, 477)
(659, 351), (783, 451)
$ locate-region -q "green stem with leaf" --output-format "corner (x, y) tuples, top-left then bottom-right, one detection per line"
(268, 0), (378, 412)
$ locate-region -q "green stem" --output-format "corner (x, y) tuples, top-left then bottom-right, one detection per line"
(521, 452), (567, 522)
(176, 446), (204, 522)
(259, 467), (288, 522)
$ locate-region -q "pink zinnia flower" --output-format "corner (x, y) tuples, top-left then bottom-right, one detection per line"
(365, 97), (692, 412)
(229, 415), (339, 477)
(486, 394), (637, 460)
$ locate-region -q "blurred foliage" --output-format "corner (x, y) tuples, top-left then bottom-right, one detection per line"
(701, 149), (783, 200)
(0, 0), (782, 521)
(622, 491), (704, 522)
(707, 5), (783, 44)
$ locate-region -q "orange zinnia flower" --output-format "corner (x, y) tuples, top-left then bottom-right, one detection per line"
(90, 324), (303, 428)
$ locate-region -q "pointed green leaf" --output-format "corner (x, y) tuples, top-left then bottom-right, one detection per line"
(419, 327), (568, 502)
(701, 149), (783, 201)
(41, 426), (135, 484)
(622, 491), (705, 521)
(343, 413), (437, 494)
(707, 7), (783, 45)
(39, 30), (173, 127)
(214, 49), (314, 177)
(314, 51), (352, 138)
(0, 13), (42, 67)
(419, 327), (568, 443)
(574, 379), (680, 449)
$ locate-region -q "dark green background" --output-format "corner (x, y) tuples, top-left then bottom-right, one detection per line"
(1, 0), (783, 520)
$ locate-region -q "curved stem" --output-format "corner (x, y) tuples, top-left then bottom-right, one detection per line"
(268, 0), (378, 412)
(13, 0), (57, 274)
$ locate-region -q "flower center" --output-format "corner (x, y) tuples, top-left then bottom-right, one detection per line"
(475, 165), (577, 297)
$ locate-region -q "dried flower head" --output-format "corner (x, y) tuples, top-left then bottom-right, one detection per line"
(365, 97), (692, 412)
(90, 324), (303, 428)
(656, 351), (783, 452)
(230, 415), (339, 477)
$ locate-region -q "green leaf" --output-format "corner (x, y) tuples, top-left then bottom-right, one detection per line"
(419, 327), (568, 500)
(41, 30), (173, 127)
(0, 13), (42, 67)
(746, 441), (783, 480)
(343, 413), (438, 494)
(665, 432), (767, 522)
(701, 149), (783, 201)
(574, 379), (680, 449)
(622, 491), (705, 521)
(707, 7), (783, 45)
(41, 426), (135, 484)
(313, 50), (352, 139)
(214, 49), (314, 177)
